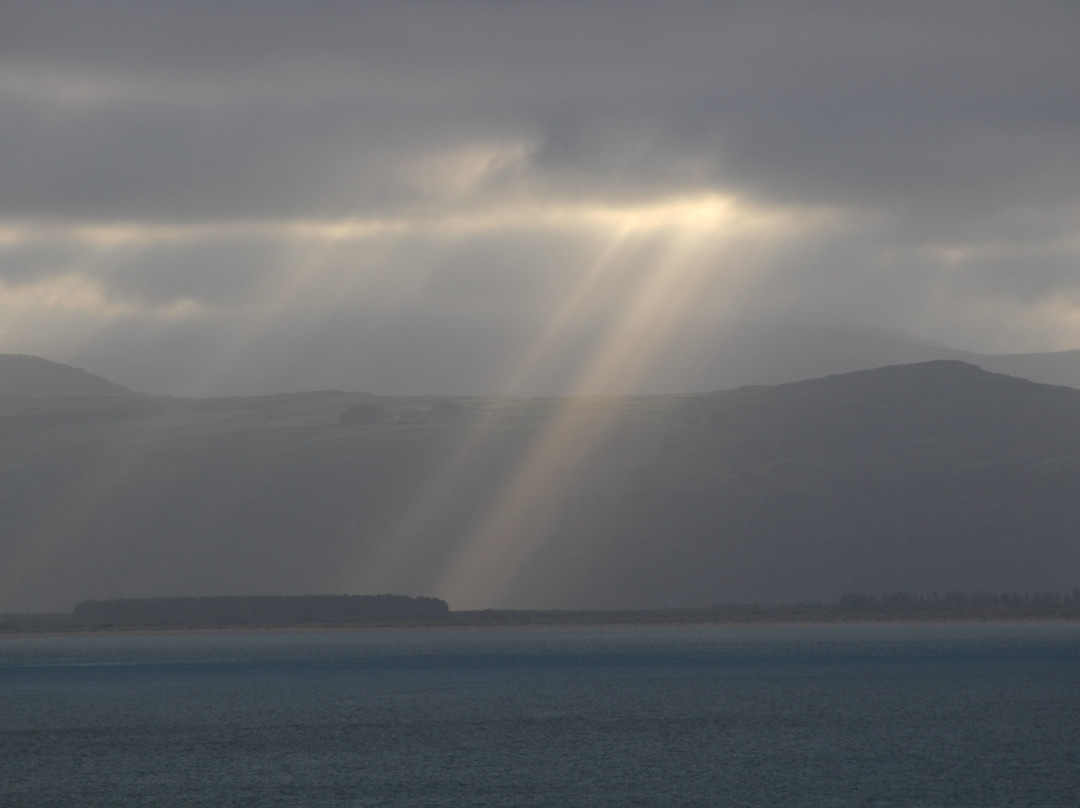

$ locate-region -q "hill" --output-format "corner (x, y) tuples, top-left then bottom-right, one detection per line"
(1, 361), (1079, 612)
(971, 348), (1080, 390)
(646, 322), (1080, 393)
(58, 322), (1080, 397)
(0, 354), (136, 398)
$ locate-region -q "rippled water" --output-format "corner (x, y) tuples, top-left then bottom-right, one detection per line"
(2, 624), (1079, 806)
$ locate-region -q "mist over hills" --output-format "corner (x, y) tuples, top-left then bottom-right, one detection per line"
(0, 355), (137, 398)
(57, 321), (1080, 397)
(2, 359), (1080, 613)
(637, 322), (1080, 393)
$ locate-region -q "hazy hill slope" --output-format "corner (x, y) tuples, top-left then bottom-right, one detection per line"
(2, 361), (1080, 612)
(971, 349), (1080, 390)
(0, 354), (135, 398)
(60, 323), (1080, 397)
(658, 322), (1080, 392)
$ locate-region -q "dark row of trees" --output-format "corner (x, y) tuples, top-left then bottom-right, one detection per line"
(836, 589), (1080, 614)
(71, 594), (450, 627)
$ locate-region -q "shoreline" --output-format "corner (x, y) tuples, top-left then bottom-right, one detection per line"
(5, 612), (1080, 640)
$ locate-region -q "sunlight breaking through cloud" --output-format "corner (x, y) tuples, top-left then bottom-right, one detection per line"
(308, 193), (826, 603)
(3, 0), (1080, 617)
(372, 201), (809, 607)
(0, 192), (824, 395)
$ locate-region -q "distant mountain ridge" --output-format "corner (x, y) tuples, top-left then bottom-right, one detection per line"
(3, 359), (1080, 612)
(967, 348), (1080, 390)
(658, 322), (1080, 393)
(55, 322), (1080, 397)
(0, 354), (136, 398)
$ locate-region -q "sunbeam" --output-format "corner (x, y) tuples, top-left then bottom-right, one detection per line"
(434, 234), (714, 608)
(430, 198), (805, 608)
(349, 223), (642, 593)
(165, 218), (371, 397)
(1, 194), (823, 610)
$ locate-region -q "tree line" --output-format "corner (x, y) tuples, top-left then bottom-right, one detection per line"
(836, 589), (1080, 614)
(71, 594), (450, 627)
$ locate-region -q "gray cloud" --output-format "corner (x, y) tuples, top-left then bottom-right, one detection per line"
(0, 236), (85, 285)
(103, 235), (291, 307)
(2, 0), (1080, 392)
(4, 1), (1076, 220)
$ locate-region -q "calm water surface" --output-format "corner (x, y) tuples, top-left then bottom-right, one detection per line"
(2, 623), (1079, 807)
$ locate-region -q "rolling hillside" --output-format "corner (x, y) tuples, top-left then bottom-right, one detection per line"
(645, 322), (1080, 393)
(2, 361), (1079, 612)
(0, 354), (136, 398)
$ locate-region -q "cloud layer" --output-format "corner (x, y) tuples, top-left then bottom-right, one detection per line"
(2, 0), (1079, 394)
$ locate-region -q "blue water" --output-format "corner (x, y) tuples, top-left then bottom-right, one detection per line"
(2, 624), (1079, 806)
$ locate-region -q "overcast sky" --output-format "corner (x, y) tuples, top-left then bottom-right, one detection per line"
(2, 0), (1079, 395)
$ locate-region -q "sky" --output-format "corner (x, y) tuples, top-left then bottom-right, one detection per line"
(2, 0), (1080, 396)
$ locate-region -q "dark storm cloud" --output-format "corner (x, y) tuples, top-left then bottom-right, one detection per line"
(3, 0), (1076, 223)
(0, 92), (504, 222)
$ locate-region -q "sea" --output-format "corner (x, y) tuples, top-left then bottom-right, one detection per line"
(2, 623), (1079, 807)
